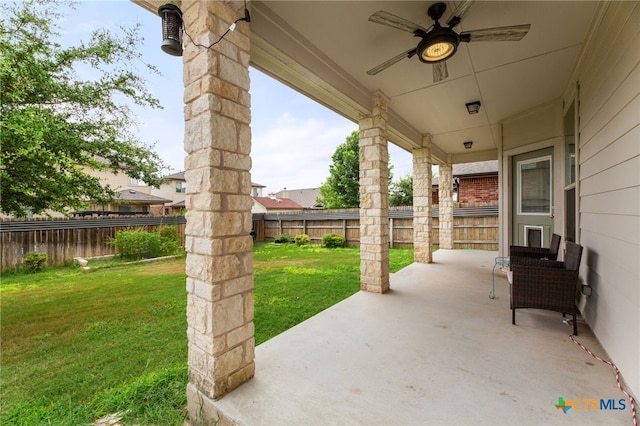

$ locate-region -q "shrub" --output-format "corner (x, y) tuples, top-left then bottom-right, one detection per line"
(157, 225), (179, 241)
(321, 233), (345, 248)
(23, 252), (48, 273)
(109, 227), (182, 260)
(294, 234), (311, 246)
(156, 226), (181, 255)
(273, 234), (293, 244)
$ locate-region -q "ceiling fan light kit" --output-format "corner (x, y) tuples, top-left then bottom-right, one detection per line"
(418, 2), (459, 63)
(418, 31), (458, 63)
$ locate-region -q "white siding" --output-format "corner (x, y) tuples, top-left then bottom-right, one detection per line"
(575, 1), (640, 398)
(501, 101), (560, 150)
(252, 200), (267, 214)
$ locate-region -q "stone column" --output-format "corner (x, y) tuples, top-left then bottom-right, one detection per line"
(439, 161), (454, 249)
(413, 136), (432, 263)
(358, 92), (390, 293)
(181, 1), (254, 422)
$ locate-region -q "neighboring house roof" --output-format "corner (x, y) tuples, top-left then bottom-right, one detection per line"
(164, 171), (185, 180)
(453, 160), (498, 176)
(252, 182), (266, 188)
(171, 200), (186, 208)
(116, 189), (172, 205)
(433, 160), (498, 185)
(274, 188), (321, 208)
(253, 196), (302, 210)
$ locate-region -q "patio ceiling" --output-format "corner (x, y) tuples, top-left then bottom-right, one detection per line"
(248, 1), (600, 164)
(138, 1), (600, 164)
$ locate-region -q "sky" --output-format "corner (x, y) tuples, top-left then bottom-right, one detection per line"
(57, 0), (414, 195)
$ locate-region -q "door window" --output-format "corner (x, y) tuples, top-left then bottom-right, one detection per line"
(517, 156), (552, 215)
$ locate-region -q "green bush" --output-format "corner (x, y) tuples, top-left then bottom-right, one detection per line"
(156, 226), (181, 256)
(294, 234), (311, 246)
(321, 233), (345, 248)
(109, 227), (182, 260)
(157, 225), (179, 241)
(23, 252), (48, 273)
(273, 234), (293, 244)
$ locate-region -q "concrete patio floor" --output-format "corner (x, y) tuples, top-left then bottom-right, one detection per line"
(211, 249), (633, 425)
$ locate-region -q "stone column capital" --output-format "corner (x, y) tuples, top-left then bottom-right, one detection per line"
(371, 91), (391, 109)
(421, 134), (432, 149)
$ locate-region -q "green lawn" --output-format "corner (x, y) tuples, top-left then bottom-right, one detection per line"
(1, 243), (414, 425)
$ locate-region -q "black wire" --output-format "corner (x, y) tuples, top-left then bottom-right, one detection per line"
(182, 1), (250, 50)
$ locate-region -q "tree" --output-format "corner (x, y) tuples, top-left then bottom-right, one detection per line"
(389, 175), (413, 206)
(0, 0), (166, 217)
(317, 131), (361, 209)
(317, 130), (394, 209)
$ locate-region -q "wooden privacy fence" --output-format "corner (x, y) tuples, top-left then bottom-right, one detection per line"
(1, 216), (186, 271)
(258, 205), (499, 250)
(1, 206), (498, 271)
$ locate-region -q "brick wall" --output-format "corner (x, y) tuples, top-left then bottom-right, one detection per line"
(459, 176), (498, 204)
(432, 175), (498, 205)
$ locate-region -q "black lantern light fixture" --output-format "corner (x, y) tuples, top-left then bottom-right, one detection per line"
(465, 101), (481, 114)
(463, 141), (473, 149)
(158, 4), (183, 57)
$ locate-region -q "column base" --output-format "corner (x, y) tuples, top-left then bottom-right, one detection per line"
(187, 383), (240, 426)
(361, 282), (391, 294)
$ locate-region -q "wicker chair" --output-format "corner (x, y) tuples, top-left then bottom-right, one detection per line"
(509, 233), (561, 261)
(510, 242), (584, 335)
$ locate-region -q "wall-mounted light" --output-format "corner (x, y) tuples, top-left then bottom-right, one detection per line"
(158, 4), (183, 57)
(465, 101), (481, 114)
(463, 141), (473, 149)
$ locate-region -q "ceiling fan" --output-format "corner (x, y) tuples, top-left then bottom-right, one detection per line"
(367, 1), (531, 82)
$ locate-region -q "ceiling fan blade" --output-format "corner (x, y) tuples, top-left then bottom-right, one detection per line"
(460, 24), (531, 42)
(369, 10), (430, 34)
(446, 0), (477, 28)
(433, 61), (449, 82)
(367, 48), (417, 76)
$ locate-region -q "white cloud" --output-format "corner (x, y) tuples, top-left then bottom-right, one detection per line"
(251, 113), (357, 193)
(250, 113), (415, 193)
